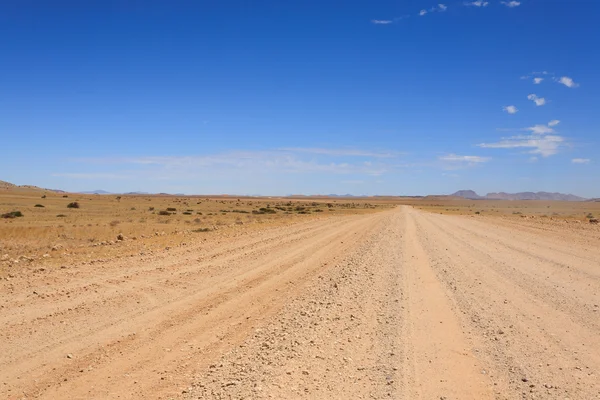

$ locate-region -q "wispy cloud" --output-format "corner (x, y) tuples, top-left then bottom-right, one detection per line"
(501, 1), (521, 7)
(277, 147), (401, 158)
(419, 4), (447, 16)
(557, 76), (579, 88)
(438, 154), (491, 164)
(503, 105), (518, 114)
(533, 77), (544, 84)
(479, 119), (565, 157)
(371, 19), (393, 25)
(572, 158), (590, 164)
(525, 120), (559, 134)
(527, 93), (546, 106)
(548, 120), (560, 127)
(51, 173), (132, 179)
(69, 148), (406, 180)
(464, 1), (489, 6)
(478, 135), (563, 157)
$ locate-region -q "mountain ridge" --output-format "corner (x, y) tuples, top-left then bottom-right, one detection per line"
(451, 190), (586, 201)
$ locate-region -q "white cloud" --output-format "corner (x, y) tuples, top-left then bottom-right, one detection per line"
(51, 173), (132, 179)
(525, 119), (560, 134)
(501, 1), (521, 7)
(557, 76), (579, 88)
(527, 124), (553, 134)
(480, 120), (565, 157)
(71, 148), (406, 180)
(438, 4), (448, 11)
(278, 148), (401, 158)
(464, 1), (489, 6)
(439, 154), (491, 163)
(503, 105), (518, 114)
(419, 9), (428, 16)
(572, 158), (590, 164)
(478, 135), (563, 157)
(533, 77), (544, 84)
(527, 93), (546, 106)
(371, 19), (393, 24)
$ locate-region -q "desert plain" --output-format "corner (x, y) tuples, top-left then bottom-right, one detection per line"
(1, 182), (599, 399)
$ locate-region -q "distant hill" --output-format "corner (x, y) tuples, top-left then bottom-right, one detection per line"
(452, 190), (586, 201)
(0, 180), (17, 190)
(451, 190), (482, 199)
(80, 190), (112, 194)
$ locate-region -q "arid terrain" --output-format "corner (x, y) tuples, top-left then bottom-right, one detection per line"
(1, 185), (599, 399)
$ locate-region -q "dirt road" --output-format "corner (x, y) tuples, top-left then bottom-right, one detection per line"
(1, 207), (599, 399)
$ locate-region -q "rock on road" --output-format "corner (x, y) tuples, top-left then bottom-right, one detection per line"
(1, 206), (599, 399)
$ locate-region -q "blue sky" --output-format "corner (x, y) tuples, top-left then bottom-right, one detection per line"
(1, 1), (599, 196)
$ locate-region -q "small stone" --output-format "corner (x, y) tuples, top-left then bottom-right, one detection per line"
(66, 354), (73, 359)
(117, 234), (124, 241)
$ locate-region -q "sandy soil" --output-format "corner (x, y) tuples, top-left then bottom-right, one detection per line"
(1, 206), (599, 399)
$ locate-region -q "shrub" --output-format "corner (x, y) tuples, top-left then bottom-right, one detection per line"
(62, 195), (68, 198)
(158, 210), (171, 216)
(41, 195), (47, 199)
(130, 207), (136, 210)
(148, 207), (155, 211)
(475, 211), (481, 215)
(2, 211), (23, 218)
(586, 213), (594, 219)
(34, 204), (45, 208)
(166, 207), (176, 212)
(56, 214), (67, 217)
(67, 202), (80, 209)
(109, 220), (120, 227)
(192, 227), (212, 232)
(183, 211), (192, 215)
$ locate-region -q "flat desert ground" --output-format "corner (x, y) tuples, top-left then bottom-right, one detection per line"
(1, 187), (599, 399)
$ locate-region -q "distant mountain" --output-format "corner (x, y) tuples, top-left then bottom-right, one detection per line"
(80, 190), (111, 194)
(451, 190), (482, 199)
(124, 191), (150, 195)
(452, 190), (586, 201)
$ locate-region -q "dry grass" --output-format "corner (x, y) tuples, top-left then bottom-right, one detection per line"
(3, 186), (598, 274)
(404, 197), (600, 219)
(0, 188), (392, 272)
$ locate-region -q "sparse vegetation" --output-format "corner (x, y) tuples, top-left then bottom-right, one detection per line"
(34, 204), (45, 208)
(2, 211), (24, 218)
(67, 202), (80, 209)
(56, 214), (67, 218)
(166, 207), (176, 212)
(158, 210), (171, 216)
(192, 227), (212, 232)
